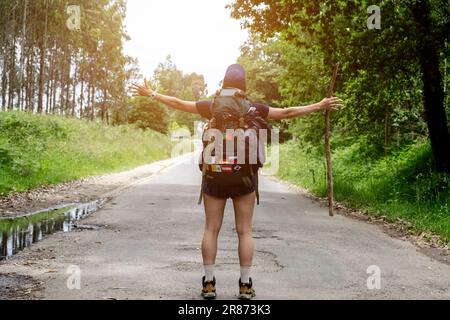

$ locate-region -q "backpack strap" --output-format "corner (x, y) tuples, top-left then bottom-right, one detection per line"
(198, 99), (217, 205)
(255, 171), (260, 205)
(198, 162), (208, 205)
(249, 165), (260, 205)
(209, 94), (218, 118)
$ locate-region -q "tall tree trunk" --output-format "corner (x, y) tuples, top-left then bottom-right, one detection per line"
(37, 0), (48, 113)
(87, 80), (91, 120)
(412, 1), (450, 173)
(46, 42), (54, 114)
(50, 44), (57, 114)
(49, 75), (54, 113)
(91, 74), (95, 121)
(79, 53), (85, 118)
(384, 105), (390, 156)
(8, 9), (16, 111)
(1, 6), (9, 111)
(52, 67), (57, 114)
(19, 0), (28, 111)
(27, 45), (35, 112)
(45, 71), (50, 114)
(22, 54), (28, 111)
(23, 53), (30, 112)
(65, 48), (71, 115)
(1, 67), (6, 110)
(79, 70), (84, 118)
(2, 43), (7, 110)
(37, 46), (46, 113)
(17, 77), (21, 110)
(72, 56), (77, 117)
(59, 46), (67, 115)
(102, 87), (107, 123)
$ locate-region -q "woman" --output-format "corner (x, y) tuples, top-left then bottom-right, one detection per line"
(130, 64), (341, 300)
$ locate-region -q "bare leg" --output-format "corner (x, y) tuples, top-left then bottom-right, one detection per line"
(202, 193), (227, 265)
(232, 192), (256, 267)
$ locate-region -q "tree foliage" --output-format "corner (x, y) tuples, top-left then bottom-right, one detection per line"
(127, 97), (169, 134)
(0, 0), (135, 123)
(229, 0), (450, 171)
(155, 55), (207, 132)
(127, 56), (208, 134)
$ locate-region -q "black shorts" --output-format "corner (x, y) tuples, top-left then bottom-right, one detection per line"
(202, 176), (256, 199)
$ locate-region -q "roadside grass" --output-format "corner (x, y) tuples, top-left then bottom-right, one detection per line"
(0, 111), (172, 195)
(276, 138), (450, 242)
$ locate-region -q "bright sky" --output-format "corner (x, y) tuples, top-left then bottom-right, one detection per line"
(124, 0), (249, 93)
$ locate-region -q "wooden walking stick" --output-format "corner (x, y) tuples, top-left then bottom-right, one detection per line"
(324, 63), (339, 217)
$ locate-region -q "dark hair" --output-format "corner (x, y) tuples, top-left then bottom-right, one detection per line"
(223, 64), (246, 92)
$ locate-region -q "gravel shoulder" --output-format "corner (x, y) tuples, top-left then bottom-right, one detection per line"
(0, 157), (187, 218)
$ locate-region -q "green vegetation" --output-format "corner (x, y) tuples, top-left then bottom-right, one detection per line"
(277, 140), (450, 241)
(127, 55), (207, 134)
(230, 1), (449, 241)
(0, 112), (172, 195)
(279, 138), (450, 241)
(0, 0), (133, 122)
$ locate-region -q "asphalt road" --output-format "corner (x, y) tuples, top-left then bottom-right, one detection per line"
(4, 157), (450, 300)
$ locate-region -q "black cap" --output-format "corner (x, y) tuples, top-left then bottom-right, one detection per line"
(223, 64), (246, 92)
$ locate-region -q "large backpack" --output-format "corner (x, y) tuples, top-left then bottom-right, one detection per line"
(198, 88), (271, 205)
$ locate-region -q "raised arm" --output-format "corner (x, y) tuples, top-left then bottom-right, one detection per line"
(268, 97), (342, 120)
(129, 80), (198, 114)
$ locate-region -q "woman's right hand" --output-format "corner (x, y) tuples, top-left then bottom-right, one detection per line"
(129, 78), (154, 97)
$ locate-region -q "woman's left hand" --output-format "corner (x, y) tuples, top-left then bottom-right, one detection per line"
(320, 97), (343, 111)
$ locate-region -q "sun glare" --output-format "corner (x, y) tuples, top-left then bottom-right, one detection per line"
(124, 0), (248, 92)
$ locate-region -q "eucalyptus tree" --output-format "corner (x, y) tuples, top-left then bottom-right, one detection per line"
(0, 0), (135, 124)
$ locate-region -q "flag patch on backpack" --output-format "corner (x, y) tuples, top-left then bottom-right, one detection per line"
(221, 165), (233, 173)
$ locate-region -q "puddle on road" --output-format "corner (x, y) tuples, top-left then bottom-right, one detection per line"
(0, 199), (105, 260)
